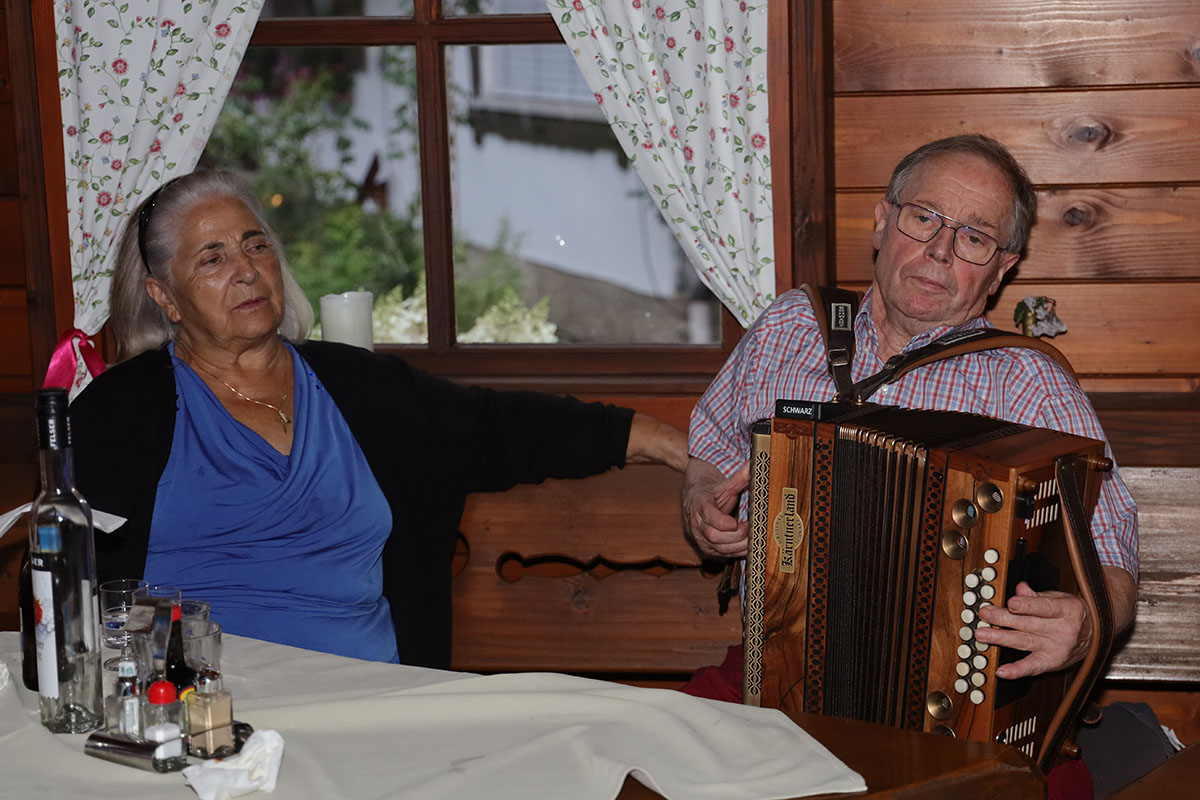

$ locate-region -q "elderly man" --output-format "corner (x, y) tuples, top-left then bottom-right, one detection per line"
(684, 134), (1137, 682)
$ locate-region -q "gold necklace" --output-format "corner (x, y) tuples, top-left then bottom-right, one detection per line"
(219, 379), (292, 430)
(187, 355), (294, 431)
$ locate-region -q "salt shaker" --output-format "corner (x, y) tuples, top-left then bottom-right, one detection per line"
(141, 680), (187, 772)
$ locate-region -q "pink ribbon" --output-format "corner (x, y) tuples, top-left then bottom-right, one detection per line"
(42, 328), (107, 389)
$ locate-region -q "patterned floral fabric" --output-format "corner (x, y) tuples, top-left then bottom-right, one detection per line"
(54, 0), (262, 391)
(548, 0), (774, 327)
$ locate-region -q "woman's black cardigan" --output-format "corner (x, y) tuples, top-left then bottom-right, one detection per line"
(70, 340), (634, 669)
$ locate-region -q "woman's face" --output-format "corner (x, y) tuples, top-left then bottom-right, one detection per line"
(148, 195), (286, 353)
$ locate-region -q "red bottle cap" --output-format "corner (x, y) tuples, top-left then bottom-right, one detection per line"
(147, 680), (177, 705)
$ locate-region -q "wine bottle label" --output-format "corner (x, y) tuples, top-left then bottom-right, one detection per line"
(31, 566), (60, 699)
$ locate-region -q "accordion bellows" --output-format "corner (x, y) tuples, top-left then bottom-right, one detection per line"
(743, 402), (1114, 774)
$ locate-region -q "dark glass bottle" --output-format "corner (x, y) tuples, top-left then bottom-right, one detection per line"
(29, 388), (102, 733)
(18, 555), (37, 691)
(165, 605), (197, 692)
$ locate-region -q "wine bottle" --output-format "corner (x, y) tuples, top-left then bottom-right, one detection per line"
(29, 388), (102, 733)
(165, 606), (197, 692)
(18, 555), (37, 691)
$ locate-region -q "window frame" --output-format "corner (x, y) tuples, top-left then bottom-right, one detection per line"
(249, 6), (745, 394)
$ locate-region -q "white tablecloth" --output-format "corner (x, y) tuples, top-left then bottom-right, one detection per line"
(0, 631), (864, 799)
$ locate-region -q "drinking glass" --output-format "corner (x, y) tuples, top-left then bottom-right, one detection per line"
(180, 599), (211, 624)
(99, 579), (148, 670)
(183, 621), (223, 682)
(133, 584), (183, 604)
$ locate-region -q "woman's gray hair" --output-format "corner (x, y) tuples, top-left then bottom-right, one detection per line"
(884, 134), (1037, 254)
(110, 170), (314, 361)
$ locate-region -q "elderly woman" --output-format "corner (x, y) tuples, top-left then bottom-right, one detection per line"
(71, 171), (687, 668)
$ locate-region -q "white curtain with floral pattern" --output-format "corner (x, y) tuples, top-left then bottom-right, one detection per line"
(548, 0), (773, 327)
(52, 0), (262, 392)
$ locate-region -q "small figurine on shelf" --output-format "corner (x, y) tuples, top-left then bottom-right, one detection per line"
(1014, 295), (1068, 338)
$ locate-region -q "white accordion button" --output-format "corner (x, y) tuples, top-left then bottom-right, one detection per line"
(956, 662), (970, 677)
(970, 689), (985, 705)
(961, 609), (975, 624)
(982, 566), (997, 581)
(984, 548), (1000, 564)
(955, 678), (969, 694)
(964, 572), (981, 589)
(972, 654), (989, 670)
(962, 591), (978, 606)
(958, 626), (974, 641)
(980, 584), (996, 600)
(958, 644), (973, 659)
(970, 671), (986, 687)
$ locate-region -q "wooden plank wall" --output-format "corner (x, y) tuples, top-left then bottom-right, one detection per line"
(830, 1), (1200, 395)
(0, 5), (34, 391)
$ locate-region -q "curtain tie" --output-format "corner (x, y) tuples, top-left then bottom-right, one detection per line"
(43, 328), (107, 389)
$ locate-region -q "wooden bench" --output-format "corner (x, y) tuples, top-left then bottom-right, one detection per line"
(453, 465), (1200, 739)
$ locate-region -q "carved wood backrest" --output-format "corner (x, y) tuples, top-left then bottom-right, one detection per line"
(451, 464), (740, 676)
(451, 464), (1200, 685)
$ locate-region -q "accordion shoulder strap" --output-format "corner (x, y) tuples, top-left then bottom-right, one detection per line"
(801, 284), (1078, 403)
(800, 284), (860, 402)
(854, 328), (1078, 401)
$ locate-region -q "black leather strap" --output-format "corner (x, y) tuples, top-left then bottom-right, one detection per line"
(801, 284), (860, 402)
(802, 285), (1076, 404)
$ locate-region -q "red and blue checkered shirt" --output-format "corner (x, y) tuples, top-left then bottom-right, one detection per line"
(689, 287), (1139, 578)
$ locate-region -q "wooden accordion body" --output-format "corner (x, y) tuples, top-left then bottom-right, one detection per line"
(743, 401), (1114, 773)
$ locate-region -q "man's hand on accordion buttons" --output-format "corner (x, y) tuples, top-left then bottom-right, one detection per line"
(682, 458), (750, 558)
(974, 581), (1092, 679)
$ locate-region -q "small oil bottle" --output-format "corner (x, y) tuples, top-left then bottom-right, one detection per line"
(181, 668), (236, 758)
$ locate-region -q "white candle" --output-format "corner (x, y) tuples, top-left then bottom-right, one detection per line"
(320, 291), (374, 351)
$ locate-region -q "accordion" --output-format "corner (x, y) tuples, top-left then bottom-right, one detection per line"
(743, 400), (1114, 773)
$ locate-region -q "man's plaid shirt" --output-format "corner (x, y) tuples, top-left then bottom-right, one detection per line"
(689, 287), (1139, 578)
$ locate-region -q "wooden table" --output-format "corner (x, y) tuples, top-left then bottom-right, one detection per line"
(1111, 742), (1200, 798)
(619, 710), (1043, 799)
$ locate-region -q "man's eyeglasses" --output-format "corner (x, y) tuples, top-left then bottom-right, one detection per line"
(891, 202), (1003, 266)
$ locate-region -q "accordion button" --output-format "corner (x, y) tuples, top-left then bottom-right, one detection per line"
(962, 591), (978, 606)
(973, 654), (989, 670)
(955, 679), (969, 694)
(970, 671), (986, 687)
(984, 548), (1000, 564)
(958, 644), (973, 659)
(956, 661), (970, 677)
(958, 626), (974, 641)
(977, 620), (991, 629)
(964, 572), (981, 589)
(961, 609), (975, 624)
(980, 584), (996, 600)
(976, 640), (990, 653)
(982, 566), (998, 581)
(970, 689), (986, 705)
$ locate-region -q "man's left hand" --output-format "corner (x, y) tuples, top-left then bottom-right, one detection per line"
(974, 582), (1091, 679)
(974, 565), (1135, 680)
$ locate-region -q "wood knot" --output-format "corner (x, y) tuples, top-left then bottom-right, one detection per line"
(1064, 119), (1113, 150)
(1062, 204), (1094, 228)
(569, 585), (591, 611)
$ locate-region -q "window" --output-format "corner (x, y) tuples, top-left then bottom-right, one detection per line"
(202, 0), (734, 391)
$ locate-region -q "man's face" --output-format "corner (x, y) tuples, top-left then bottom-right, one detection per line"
(871, 153), (1022, 340)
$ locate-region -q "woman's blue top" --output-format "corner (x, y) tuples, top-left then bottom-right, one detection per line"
(144, 342), (399, 663)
